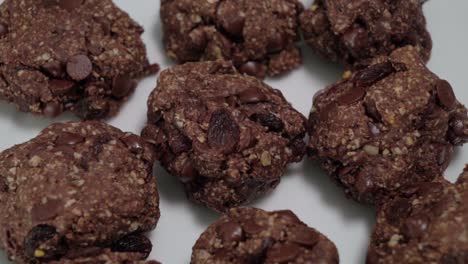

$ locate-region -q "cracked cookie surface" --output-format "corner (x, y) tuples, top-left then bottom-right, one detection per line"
(0, 121), (159, 264)
(307, 46), (468, 204)
(160, 0), (303, 79)
(142, 61), (306, 212)
(0, 0), (158, 119)
(191, 207), (339, 264)
(300, 0), (432, 68)
(367, 167), (468, 264)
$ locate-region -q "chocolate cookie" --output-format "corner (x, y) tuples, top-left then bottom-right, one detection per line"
(299, 0), (432, 67)
(160, 0), (304, 78)
(0, 0), (159, 119)
(307, 46), (468, 204)
(192, 207), (339, 263)
(142, 61), (306, 212)
(367, 167), (468, 264)
(0, 121), (159, 263)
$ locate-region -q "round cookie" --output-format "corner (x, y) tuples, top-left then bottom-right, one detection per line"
(142, 61), (306, 212)
(307, 46), (468, 204)
(0, 0), (159, 119)
(0, 121), (159, 263)
(299, 0), (432, 67)
(367, 167), (468, 263)
(191, 207), (339, 263)
(160, 0), (304, 79)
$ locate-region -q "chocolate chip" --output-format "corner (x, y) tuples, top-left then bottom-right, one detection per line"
(169, 131), (192, 154)
(436, 80), (456, 110)
(217, 1), (245, 37)
(338, 86), (366, 105)
(66, 55), (92, 81)
(207, 109), (240, 154)
(121, 134), (144, 154)
(354, 61), (395, 87)
(24, 225), (67, 261)
(402, 215), (428, 239)
(288, 226), (319, 247)
(112, 75), (136, 98)
(42, 60), (64, 78)
(250, 113), (284, 133)
(57, 0), (83, 11)
(275, 210), (301, 223)
(55, 132), (85, 146)
(43, 102), (62, 118)
(0, 23), (8, 38)
(267, 32), (286, 53)
(238, 87), (268, 104)
(49, 79), (75, 96)
(386, 198), (412, 225)
(31, 199), (62, 223)
(266, 243), (301, 263)
(216, 221), (244, 242)
(242, 219), (263, 235)
(364, 100), (382, 122)
(111, 234), (152, 258)
(189, 27), (208, 51)
(239, 61), (267, 79)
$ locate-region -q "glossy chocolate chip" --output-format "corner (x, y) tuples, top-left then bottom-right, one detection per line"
(267, 32), (286, 53)
(266, 243), (301, 263)
(250, 113), (285, 133)
(0, 22), (8, 38)
(216, 221), (244, 242)
(55, 132), (85, 146)
(242, 219), (263, 235)
(111, 234), (152, 258)
(31, 199), (62, 223)
(112, 75), (136, 98)
(238, 87), (268, 104)
(288, 226), (320, 247)
(121, 134), (144, 154)
(338, 86), (366, 105)
(364, 100), (382, 122)
(24, 225), (67, 261)
(43, 102), (62, 118)
(436, 80), (456, 110)
(207, 109), (240, 154)
(48, 79), (75, 96)
(189, 27), (208, 51)
(354, 61), (395, 87)
(239, 61), (267, 79)
(217, 1), (245, 37)
(66, 55), (92, 81)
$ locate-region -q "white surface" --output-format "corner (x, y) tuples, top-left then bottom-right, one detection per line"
(0, 1), (467, 263)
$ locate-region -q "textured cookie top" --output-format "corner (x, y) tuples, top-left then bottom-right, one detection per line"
(0, 121), (159, 263)
(160, 0), (304, 78)
(367, 167), (468, 263)
(308, 46), (468, 204)
(299, 0), (432, 67)
(0, 0), (157, 119)
(192, 207), (339, 264)
(142, 61), (306, 211)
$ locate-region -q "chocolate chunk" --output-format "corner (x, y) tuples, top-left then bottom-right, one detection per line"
(217, 1), (245, 37)
(31, 199), (62, 222)
(353, 62), (395, 87)
(55, 132), (85, 146)
(188, 27), (208, 51)
(238, 61), (267, 79)
(192, 208), (338, 264)
(111, 234), (152, 259)
(207, 109), (240, 154)
(48, 79), (75, 96)
(238, 87), (268, 104)
(338, 86), (366, 105)
(436, 80), (456, 110)
(121, 134), (144, 154)
(24, 225), (67, 261)
(364, 100), (382, 122)
(43, 102), (63, 118)
(66, 55), (93, 81)
(112, 75), (136, 98)
(267, 31), (286, 53)
(251, 113), (285, 132)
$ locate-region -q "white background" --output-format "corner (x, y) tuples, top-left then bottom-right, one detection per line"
(1, 0), (467, 263)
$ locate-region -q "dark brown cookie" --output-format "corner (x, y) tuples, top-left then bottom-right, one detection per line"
(299, 0), (432, 68)
(0, 0), (159, 119)
(191, 207), (339, 264)
(307, 46), (468, 204)
(160, 0), (304, 78)
(0, 121), (159, 264)
(142, 61), (306, 212)
(367, 167), (468, 264)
